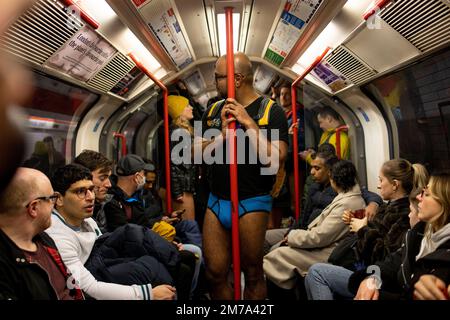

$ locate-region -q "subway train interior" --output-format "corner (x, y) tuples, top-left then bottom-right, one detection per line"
(1, 0), (450, 302)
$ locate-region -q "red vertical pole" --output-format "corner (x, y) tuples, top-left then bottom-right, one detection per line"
(113, 133), (127, 157)
(128, 53), (172, 214)
(291, 47), (330, 221)
(61, 0), (100, 29)
(225, 7), (241, 300)
(363, 0), (392, 20)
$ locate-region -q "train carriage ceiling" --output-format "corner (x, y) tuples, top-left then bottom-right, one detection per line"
(0, 0), (449, 103)
(118, 0), (449, 97)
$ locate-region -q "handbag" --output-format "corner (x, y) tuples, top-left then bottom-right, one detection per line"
(328, 233), (360, 271)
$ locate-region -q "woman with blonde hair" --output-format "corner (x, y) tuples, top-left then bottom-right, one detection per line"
(305, 159), (429, 299)
(167, 95), (196, 220)
(351, 173), (450, 300)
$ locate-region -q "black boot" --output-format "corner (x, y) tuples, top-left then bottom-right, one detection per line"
(266, 278), (296, 301)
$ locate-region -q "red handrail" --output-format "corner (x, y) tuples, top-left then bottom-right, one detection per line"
(363, 0), (392, 20)
(61, 0), (100, 29)
(113, 132), (127, 158)
(128, 53), (172, 214)
(225, 7), (241, 301)
(291, 47), (330, 221)
(335, 125), (348, 160)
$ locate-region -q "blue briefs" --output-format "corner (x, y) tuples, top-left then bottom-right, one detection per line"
(207, 193), (273, 229)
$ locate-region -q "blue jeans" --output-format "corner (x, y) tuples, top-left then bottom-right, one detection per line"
(305, 263), (354, 300)
(182, 244), (202, 298)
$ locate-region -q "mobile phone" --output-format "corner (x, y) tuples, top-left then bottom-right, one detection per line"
(174, 209), (185, 218)
(353, 209), (365, 219)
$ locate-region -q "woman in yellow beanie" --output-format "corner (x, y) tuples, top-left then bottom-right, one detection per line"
(167, 95), (196, 220)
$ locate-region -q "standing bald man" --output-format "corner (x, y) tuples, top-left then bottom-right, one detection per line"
(0, 168), (82, 300)
(197, 53), (288, 299)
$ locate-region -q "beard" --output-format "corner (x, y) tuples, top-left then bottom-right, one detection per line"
(218, 88), (227, 99)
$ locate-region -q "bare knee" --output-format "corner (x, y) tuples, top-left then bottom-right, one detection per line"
(205, 261), (228, 280)
(242, 260), (264, 284)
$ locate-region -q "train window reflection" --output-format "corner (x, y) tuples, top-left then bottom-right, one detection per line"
(22, 72), (99, 178)
(365, 48), (450, 173)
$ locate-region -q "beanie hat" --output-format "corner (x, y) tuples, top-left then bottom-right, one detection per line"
(167, 95), (189, 120)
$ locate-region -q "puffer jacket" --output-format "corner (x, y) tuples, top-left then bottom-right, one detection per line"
(170, 126), (197, 198)
(104, 185), (159, 232)
(85, 223), (179, 287)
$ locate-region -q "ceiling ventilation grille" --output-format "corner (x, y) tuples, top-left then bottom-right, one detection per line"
(0, 0), (83, 65)
(324, 46), (377, 85)
(380, 0), (450, 52)
(88, 52), (136, 93)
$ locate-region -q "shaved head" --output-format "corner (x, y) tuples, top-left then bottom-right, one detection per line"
(216, 52), (253, 78)
(0, 167), (51, 215)
(215, 52), (255, 97)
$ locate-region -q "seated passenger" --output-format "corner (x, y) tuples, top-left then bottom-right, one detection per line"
(0, 168), (82, 300)
(350, 173), (450, 300)
(263, 160), (365, 296)
(46, 164), (176, 300)
(137, 159), (203, 298)
(102, 155), (200, 299)
(264, 151), (382, 254)
(104, 154), (202, 245)
(73, 150), (113, 233)
(137, 159), (202, 249)
(305, 163), (428, 300)
(104, 154), (160, 232)
(330, 160), (428, 271)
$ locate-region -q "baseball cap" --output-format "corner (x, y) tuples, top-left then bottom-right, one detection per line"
(116, 154), (154, 176)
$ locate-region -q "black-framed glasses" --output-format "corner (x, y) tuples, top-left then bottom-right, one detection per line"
(214, 73), (228, 82)
(69, 186), (96, 200)
(214, 73), (247, 82)
(25, 194), (59, 208)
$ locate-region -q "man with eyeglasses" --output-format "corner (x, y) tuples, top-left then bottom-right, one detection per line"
(46, 164), (176, 300)
(0, 168), (83, 300)
(197, 53), (289, 299)
(74, 150), (113, 233)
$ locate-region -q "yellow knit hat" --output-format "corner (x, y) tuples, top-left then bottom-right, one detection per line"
(167, 95), (189, 119)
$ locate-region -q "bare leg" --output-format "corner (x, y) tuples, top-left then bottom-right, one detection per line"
(202, 209), (233, 300)
(240, 211), (268, 300)
(268, 207), (283, 229)
(158, 187), (166, 214)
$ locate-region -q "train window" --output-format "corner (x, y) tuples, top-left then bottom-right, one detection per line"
(364, 48), (450, 173)
(121, 111), (148, 155)
(22, 72), (99, 178)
